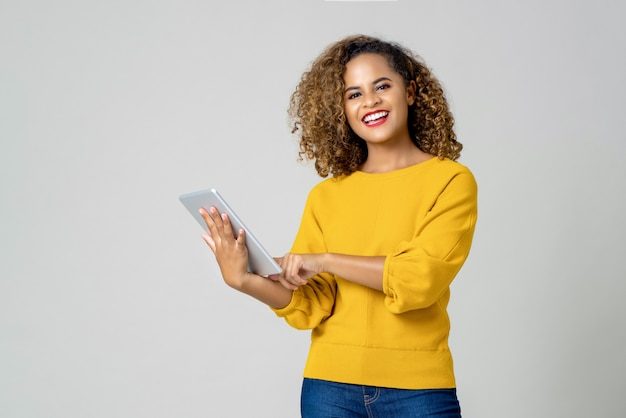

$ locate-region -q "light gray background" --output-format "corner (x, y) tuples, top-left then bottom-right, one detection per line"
(2, 1), (625, 417)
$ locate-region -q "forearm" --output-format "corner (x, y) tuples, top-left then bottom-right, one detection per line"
(322, 253), (385, 291)
(233, 272), (294, 309)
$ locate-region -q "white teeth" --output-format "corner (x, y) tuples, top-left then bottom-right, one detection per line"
(363, 111), (388, 123)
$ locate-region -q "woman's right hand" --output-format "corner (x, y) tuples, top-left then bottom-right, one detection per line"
(199, 206), (251, 289)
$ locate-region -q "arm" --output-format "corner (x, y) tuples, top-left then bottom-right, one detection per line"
(268, 189), (338, 330)
(272, 253), (385, 292)
(273, 170), (477, 314)
(382, 171), (478, 313)
(199, 207), (293, 309)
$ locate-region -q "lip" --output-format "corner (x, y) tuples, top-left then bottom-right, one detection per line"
(361, 110), (389, 127)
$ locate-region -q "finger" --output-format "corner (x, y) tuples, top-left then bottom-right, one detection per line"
(278, 254), (296, 285)
(199, 207), (221, 236)
(277, 276), (298, 291)
(210, 207), (226, 231)
(268, 258), (285, 282)
(219, 212), (239, 241)
(291, 272), (306, 286)
(201, 232), (217, 253)
(235, 226), (246, 246)
(287, 256), (308, 286)
(199, 207), (214, 229)
(284, 260), (303, 287)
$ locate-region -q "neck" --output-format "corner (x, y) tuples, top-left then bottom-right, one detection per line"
(360, 142), (433, 174)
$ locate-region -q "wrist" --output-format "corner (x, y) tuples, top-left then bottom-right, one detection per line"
(320, 253), (333, 274)
(224, 271), (251, 291)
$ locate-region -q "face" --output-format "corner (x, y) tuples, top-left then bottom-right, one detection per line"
(343, 53), (416, 147)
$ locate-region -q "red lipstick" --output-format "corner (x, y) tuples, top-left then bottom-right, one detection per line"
(362, 110), (389, 127)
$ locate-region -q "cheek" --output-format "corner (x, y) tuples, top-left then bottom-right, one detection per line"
(344, 107), (361, 130)
(344, 103), (359, 121)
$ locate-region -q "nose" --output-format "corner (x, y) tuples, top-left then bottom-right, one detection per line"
(363, 91), (380, 108)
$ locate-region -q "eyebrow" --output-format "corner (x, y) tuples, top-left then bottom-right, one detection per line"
(344, 77), (393, 93)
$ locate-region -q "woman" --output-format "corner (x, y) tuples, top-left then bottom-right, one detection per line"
(200, 34), (477, 417)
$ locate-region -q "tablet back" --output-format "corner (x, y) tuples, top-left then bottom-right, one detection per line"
(179, 188), (282, 276)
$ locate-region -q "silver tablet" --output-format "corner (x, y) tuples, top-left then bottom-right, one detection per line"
(179, 188), (282, 276)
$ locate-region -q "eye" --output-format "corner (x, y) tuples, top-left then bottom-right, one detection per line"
(375, 83), (391, 91)
(347, 91), (361, 100)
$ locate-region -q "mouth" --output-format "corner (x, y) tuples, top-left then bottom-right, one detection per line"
(362, 111), (389, 127)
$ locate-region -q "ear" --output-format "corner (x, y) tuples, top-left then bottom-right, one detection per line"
(406, 80), (417, 106)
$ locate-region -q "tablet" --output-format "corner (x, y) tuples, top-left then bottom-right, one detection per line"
(179, 188), (282, 276)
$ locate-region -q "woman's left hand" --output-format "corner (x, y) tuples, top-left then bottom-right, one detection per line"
(269, 253), (325, 290)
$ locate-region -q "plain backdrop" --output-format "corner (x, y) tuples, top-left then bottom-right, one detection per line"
(1, 1), (625, 417)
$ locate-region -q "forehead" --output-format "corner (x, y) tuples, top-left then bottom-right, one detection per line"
(343, 53), (398, 82)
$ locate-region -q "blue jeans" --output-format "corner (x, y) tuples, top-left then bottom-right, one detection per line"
(301, 378), (461, 418)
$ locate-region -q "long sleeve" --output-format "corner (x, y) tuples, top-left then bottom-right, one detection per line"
(269, 158), (478, 390)
(271, 189), (337, 329)
(383, 170), (478, 313)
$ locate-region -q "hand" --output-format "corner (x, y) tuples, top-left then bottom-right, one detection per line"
(199, 206), (250, 289)
(269, 253), (325, 291)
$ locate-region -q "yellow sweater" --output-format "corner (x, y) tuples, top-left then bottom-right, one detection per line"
(273, 157), (478, 389)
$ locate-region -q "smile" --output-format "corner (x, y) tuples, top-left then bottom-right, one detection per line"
(362, 111), (389, 126)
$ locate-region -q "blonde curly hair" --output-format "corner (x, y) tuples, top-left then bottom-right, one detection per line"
(289, 34), (462, 178)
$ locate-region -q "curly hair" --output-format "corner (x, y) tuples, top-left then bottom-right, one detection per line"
(289, 34), (462, 178)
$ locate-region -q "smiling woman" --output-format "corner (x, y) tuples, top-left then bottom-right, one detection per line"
(341, 53), (420, 172)
(198, 34), (477, 418)
(290, 35), (461, 178)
